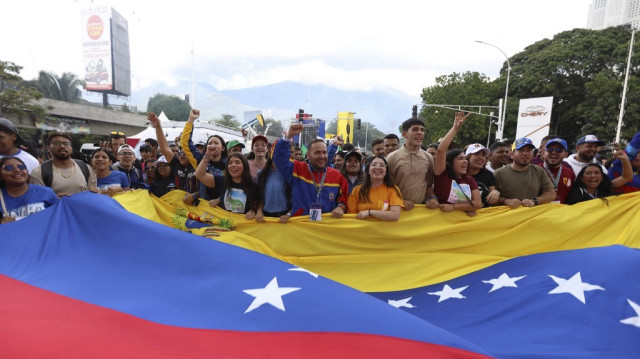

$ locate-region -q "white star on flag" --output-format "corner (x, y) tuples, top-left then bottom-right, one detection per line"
(388, 297), (416, 308)
(428, 284), (468, 303)
(620, 299), (640, 328)
(548, 272), (604, 304)
(243, 277), (301, 314)
(288, 266), (319, 278)
(483, 273), (526, 292)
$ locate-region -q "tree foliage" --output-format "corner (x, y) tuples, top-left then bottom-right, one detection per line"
(29, 71), (84, 103)
(254, 118), (284, 137)
(501, 25), (640, 145)
(421, 72), (500, 145)
(147, 94), (192, 122)
(212, 114), (241, 130)
(421, 26), (640, 147)
(0, 60), (49, 119)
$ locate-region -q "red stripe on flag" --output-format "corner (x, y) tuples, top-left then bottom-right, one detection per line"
(0, 275), (489, 358)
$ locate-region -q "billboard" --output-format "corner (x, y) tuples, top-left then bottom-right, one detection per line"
(515, 97), (553, 148)
(81, 6), (130, 96)
(337, 111), (355, 144)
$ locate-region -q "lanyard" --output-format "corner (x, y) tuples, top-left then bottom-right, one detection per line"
(308, 164), (327, 203)
(543, 163), (562, 190)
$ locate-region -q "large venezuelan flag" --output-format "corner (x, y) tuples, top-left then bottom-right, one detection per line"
(2, 189), (640, 357)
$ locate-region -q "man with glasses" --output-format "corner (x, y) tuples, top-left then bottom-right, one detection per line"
(536, 138), (575, 203)
(111, 144), (146, 189)
(0, 117), (39, 173)
(30, 133), (97, 196)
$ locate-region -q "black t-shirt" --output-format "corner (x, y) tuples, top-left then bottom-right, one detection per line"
(471, 168), (495, 207)
(203, 159), (226, 199)
(169, 157), (196, 193)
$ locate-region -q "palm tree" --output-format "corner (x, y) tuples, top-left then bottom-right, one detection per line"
(31, 71), (84, 103)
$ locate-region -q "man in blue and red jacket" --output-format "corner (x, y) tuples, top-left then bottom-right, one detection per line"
(273, 123), (348, 218)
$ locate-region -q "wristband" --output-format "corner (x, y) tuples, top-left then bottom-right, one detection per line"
(531, 197), (538, 206)
(426, 195), (438, 201)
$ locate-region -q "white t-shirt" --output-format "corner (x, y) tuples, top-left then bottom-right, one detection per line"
(0, 149), (39, 173)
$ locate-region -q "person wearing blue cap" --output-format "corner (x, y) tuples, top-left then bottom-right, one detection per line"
(494, 137), (556, 208)
(536, 138), (575, 203)
(608, 131), (640, 194)
(566, 134), (607, 176)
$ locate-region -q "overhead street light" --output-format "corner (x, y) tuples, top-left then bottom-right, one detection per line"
(476, 40), (511, 141)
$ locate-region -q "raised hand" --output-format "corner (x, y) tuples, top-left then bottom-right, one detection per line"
(147, 112), (159, 127)
(454, 111), (471, 130)
(287, 123), (304, 139)
(189, 109), (200, 121)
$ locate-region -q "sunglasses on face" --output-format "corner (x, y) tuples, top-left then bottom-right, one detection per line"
(2, 164), (27, 171)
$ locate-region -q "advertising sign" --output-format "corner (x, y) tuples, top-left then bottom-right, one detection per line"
(81, 6), (113, 91)
(515, 97), (553, 148)
(337, 111), (355, 144)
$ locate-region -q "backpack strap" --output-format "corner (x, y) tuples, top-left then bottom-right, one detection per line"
(41, 160), (54, 188)
(73, 159), (90, 184)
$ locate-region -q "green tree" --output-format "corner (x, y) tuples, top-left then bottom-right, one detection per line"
(0, 60), (49, 119)
(500, 25), (640, 145)
(420, 71), (500, 146)
(212, 114), (241, 130)
(147, 94), (192, 121)
(29, 71), (84, 103)
(254, 118), (284, 137)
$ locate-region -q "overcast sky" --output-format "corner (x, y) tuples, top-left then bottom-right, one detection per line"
(3, 0), (592, 100)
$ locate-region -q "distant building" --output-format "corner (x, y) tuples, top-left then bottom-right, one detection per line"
(587, 0), (640, 29)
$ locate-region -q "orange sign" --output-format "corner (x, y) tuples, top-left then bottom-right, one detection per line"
(87, 15), (104, 40)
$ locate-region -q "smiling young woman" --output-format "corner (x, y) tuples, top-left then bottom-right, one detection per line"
(1, 157), (58, 224)
(347, 156), (403, 221)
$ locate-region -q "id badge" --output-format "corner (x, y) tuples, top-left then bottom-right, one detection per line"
(310, 203), (322, 221)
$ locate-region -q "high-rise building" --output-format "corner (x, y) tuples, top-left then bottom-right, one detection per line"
(587, 0), (640, 29)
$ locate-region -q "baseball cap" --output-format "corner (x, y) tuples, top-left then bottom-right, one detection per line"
(344, 150), (363, 162)
(139, 144), (151, 152)
(252, 135), (269, 147)
(464, 143), (489, 157)
(226, 140), (245, 151)
(0, 117), (24, 145)
(576, 135), (605, 146)
(117, 144), (135, 154)
(545, 138), (568, 151)
(195, 141), (206, 147)
(514, 137), (535, 150)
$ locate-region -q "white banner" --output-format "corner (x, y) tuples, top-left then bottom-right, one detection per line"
(515, 96), (553, 148)
(81, 6), (113, 91)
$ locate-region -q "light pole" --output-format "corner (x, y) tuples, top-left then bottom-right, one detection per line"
(476, 40), (511, 141)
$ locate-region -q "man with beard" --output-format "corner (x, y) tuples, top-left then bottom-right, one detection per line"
(273, 123), (348, 218)
(537, 138), (575, 203)
(147, 113), (198, 195)
(494, 138), (556, 208)
(566, 135), (607, 175)
(30, 133), (97, 196)
(371, 139), (385, 157)
(485, 141), (510, 173)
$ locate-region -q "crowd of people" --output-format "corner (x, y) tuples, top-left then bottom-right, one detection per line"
(1, 110), (639, 224)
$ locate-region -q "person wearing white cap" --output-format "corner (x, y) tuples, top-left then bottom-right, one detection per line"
(111, 144), (145, 189)
(566, 135), (607, 176)
(465, 143), (499, 207)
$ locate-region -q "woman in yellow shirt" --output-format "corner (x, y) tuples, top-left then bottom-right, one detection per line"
(348, 156), (403, 221)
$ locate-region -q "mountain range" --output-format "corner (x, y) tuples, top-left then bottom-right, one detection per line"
(122, 81), (421, 134)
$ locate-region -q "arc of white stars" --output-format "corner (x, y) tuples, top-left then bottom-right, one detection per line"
(428, 284), (468, 303)
(388, 297), (416, 308)
(288, 266), (319, 278)
(243, 277), (301, 314)
(620, 299), (640, 328)
(548, 272), (604, 304)
(482, 273), (527, 293)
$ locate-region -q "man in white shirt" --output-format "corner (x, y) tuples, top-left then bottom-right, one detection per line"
(0, 117), (39, 172)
